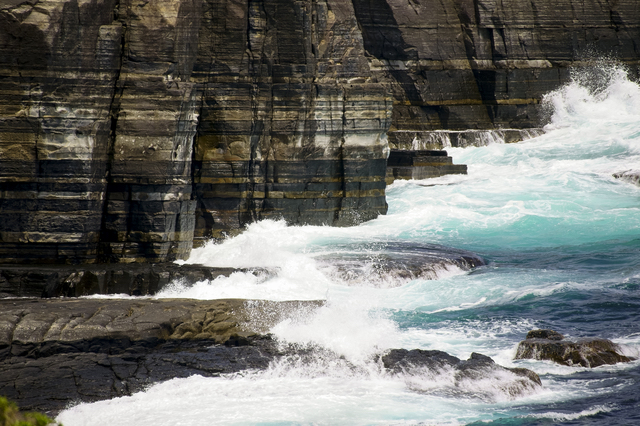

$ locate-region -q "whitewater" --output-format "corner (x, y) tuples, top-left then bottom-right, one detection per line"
(58, 66), (640, 425)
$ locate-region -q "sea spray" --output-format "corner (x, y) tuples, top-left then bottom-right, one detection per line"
(59, 65), (640, 425)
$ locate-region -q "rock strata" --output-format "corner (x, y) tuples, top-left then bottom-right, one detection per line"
(381, 349), (542, 399)
(515, 329), (635, 368)
(2, 0), (639, 265)
(386, 150), (467, 184)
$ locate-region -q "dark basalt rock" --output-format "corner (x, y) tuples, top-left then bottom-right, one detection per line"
(381, 349), (542, 399)
(515, 329), (635, 368)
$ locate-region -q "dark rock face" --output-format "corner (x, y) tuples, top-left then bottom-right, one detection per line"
(0, 298), (322, 413)
(356, 0), (640, 131)
(515, 329), (635, 368)
(381, 349), (542, 399)
(1, 0), (639, 265)
(0, 263), (273, 298)
(0, 0), (390, 265)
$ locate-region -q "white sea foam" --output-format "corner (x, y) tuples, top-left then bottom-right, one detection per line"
(58, 64), (640, 425)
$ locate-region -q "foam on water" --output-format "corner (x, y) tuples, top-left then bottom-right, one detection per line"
(59, 64), (640, 425)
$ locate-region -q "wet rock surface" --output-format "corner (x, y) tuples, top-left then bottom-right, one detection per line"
(386, 150), (467, 184)
(0, 297), (321, 414)
(381, 349), (542, 399)
(0, 263), (273, 298)
(515, 329), (635, 368)
(316, 242), (485, 284)
(614, 170), (640, 187)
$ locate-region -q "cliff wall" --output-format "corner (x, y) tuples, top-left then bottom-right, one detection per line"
(1, 0), (638, 264)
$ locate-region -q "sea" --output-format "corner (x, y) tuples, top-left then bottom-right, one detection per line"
(57, 65), (640, 425)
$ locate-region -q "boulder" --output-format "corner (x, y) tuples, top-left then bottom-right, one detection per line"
(381, 349), (542, 399)
(515, 329), (635, 367)
(317, 241), (485, 285)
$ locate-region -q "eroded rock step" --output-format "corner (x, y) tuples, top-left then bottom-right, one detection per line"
(386, 150), (467, 184)
(0, 263), (274, 298)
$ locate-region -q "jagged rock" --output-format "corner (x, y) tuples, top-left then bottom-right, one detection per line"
(613, 170), (640, 186)
(317, 242), (485, 284)
(0, 298), (322, 414)
(381, 349), (542, 399)
(515, 329), (635, 367)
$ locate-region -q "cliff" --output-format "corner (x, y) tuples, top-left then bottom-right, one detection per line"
(1, 0), (638, 264)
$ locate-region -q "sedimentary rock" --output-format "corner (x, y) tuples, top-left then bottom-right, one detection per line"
(0, 297), (323, 413)
(0, 263), (273, 298)
(515, 329), (634, 368)
(381, 349), (542, 399)
(1, 0), (639, 265)
(358, 0), (640, 131)
(190, 0), (391, 242)
(389, 129), (545, 150)
(386, 150), (467, 184)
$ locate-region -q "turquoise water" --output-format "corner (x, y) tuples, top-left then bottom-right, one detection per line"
(58, 67), (640, 425)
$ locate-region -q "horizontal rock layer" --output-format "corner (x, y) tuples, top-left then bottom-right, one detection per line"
(1, 0), (639, 264)
(0, 263), (273, 298)
(0, 297), (323, 413)
(386, 150), (467, 184)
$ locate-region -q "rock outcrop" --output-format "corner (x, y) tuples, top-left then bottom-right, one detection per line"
(317, 241), (485, 284)
(515, 329), (635, 368)
(1, 0), (639, 265)
(381, 349), (542, 400)
(0, 297), (322, 413)
(0, 263), (273, 298)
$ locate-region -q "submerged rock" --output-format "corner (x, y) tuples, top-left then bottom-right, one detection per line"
(515, 329), (635, 368)
(316, 242), (485, 286)
(381, 349), (541, 400)
(613, 170), (640, 187)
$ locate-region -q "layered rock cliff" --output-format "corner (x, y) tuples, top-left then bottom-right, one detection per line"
(1, 0), (638, 264)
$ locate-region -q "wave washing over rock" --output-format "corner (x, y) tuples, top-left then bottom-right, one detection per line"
(52, 64), (640, 426)
(1, 1), (640, 425)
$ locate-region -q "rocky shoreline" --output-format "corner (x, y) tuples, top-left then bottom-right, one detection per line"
(0, 298), (322, 414)
(0, 297), (548, 415)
